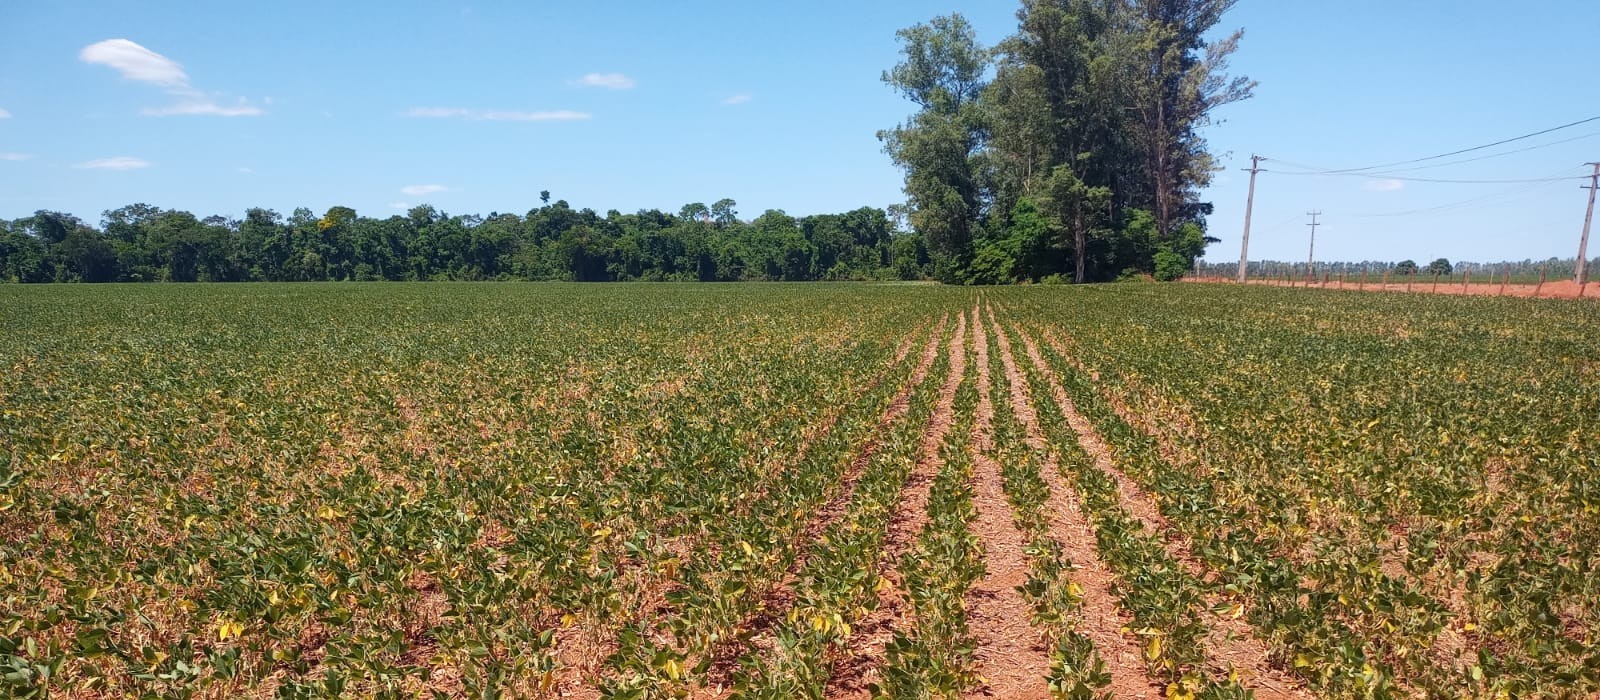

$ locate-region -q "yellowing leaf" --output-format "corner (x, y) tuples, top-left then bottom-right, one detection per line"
(1144, 635), (1163, 662)
(217, 619), (245, 641)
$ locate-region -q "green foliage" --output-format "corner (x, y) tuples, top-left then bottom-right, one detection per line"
(5, 283), (1597, 696)
(1003, 283), (1600, 697)
(1427, 258), (1453, 276)
(882, 0), (1251, 285)
(0, 283), (962, 697)
(879, 14), (991, 284)
(0, 201), (925, 284)
(1395, 259), (1419, 275)
(1152, 250), (1188, 282)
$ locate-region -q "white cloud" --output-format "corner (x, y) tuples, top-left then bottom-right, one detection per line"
(405, 107), (590, 121)
(400, 184), (450, 196)
(74, 156), (151, 170)
(573, 72), (635, 90)
(390, 202), (411, 210)
(0, 153), (31, 161)
(80, 38), (261, 117)
(722, 94), (752, 105)
(237, 166), (254, 174)
(80, 39), (189, 87)
(0, 107), (10, 118)
(481, 110), (590, 121)
(1364, 179), (1405, 192)
(406, 107), (470, 118)
(143, 100), (263, 117)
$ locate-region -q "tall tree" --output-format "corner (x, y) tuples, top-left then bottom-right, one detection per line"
(879, 14), (992, 283)
(1120, 0), (1255, 236)
(885, 0), (1251, 283)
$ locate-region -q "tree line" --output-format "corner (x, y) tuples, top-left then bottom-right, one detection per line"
(3, 0), (1253, 286)
(0, 197), (932, 283)
(881, 0), (1252, 284)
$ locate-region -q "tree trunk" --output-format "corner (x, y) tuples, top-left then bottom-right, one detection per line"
(1073, 205), (1087, 283)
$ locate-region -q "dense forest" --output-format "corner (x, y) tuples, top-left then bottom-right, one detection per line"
(0, 199), (927, 283)
(1, 0), (1254, 285)
(881, 0), (1252, 283)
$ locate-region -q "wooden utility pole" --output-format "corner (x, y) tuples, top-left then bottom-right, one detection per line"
(1577, 162), (1600, 286)
(1237, 155), (1265, 283)
(1305, 211), (1322, 284)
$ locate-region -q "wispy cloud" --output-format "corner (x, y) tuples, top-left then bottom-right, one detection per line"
(80, 38), (262, 117)
(236, 166), (254, 174)
(400, 184), (451, 196)
(1364, 179), (1405, 192)
(0, 153), (31, 161)
(721, 94), (752, 105)
(80, 39), (188, 86)
(390, 202), (411, 210)
(573, 72), (635, 90)
(0, 107), (10, 118)
(144, 100), (263, 117)
(404, 107), (590, 121)
(74, 156), (151, 170)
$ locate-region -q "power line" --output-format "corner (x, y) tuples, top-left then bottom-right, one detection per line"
(1269, 169), (1586, 185)
(1272, 130), (1600, 175)
(1345, 180), (1559, 218)
(1268, 115), (1600, 174)
(1371, 130), (1600, 173)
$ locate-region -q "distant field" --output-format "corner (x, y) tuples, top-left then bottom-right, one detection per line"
(3, 283), (1597, 699)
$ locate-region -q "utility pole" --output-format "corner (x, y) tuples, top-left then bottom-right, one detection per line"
(1306, 211), (1322, 282)
(1237, 155), (1265, 284)
(1578, 162), (1599, 286)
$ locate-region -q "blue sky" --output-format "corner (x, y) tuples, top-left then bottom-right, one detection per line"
(1, 1), (1597, 264)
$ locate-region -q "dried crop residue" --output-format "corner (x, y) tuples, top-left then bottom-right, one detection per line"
(827, 312), (969, 699)
(1018, 328), (1311, 700)
(962, 305), (1053, 699)
(986, 311), (1162, 700)
(696, 317), (947, 694)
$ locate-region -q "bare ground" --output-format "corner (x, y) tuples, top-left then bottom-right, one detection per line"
(1017, 328), (1312, 700)
(1187, 276), (1599, 300)
(1042, 330), (1483, 685)
(986, 310), (1164, 700)
(825, 311), (970, 699)
(961, 305), (1053, 699)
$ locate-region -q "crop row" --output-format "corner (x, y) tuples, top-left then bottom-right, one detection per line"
(994, 284), (1600, 698)
(0, 284), (960, 699)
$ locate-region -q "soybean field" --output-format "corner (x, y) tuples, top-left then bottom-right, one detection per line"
(2, 283), (1598, 699)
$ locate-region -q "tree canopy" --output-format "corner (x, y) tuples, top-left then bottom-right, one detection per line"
(881, 0), (1251, 284)
(0, 201), (929, 283)
(3, 0), (1253, 286)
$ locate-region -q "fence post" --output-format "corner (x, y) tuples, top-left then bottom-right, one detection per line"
(1536, 265), (1546, 297)
(1432, 273), (1440, 293)
(1499, 267), (1508, 296)
(1462, 268), (1470, 293)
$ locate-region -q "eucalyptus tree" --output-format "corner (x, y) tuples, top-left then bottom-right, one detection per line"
(879, 13), (992, 283)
